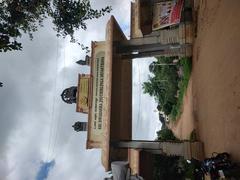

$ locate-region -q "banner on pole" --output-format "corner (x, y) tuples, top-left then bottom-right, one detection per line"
(152, 0), (184, 30)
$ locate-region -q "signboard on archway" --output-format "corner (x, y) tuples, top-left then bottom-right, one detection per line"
(152, 0), (184, 30)
(76, 74), (90, 113)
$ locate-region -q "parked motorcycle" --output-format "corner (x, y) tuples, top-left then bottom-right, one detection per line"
(188, 152), (240, 180)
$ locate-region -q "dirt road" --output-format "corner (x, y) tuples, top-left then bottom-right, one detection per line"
(172, 0), (240, 161)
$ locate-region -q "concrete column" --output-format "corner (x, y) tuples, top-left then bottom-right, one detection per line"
(111, 140), (204, 159)
(120, 45), (192, 59)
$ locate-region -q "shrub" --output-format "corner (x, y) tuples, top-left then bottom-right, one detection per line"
(156, 128), (178, 141)
(153, 155), (184, 180)
(189, 129), (197, 141)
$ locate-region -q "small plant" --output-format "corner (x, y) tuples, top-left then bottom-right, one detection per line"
(189, 129), (197, 141)
(156, 128), (179, 141)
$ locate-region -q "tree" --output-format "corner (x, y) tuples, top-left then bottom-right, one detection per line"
(143, 56), (180, 115)
(0, 0), (111, 52)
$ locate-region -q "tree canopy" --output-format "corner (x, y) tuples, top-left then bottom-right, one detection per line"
(142, 57), (192, 120)
(142, 57), (179, 115)
(0, 0), (111, 52)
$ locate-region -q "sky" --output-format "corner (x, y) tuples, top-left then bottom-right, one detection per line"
(0, 1), (161, 179)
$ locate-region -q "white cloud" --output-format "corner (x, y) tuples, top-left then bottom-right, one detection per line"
(132, 58), (161, 140)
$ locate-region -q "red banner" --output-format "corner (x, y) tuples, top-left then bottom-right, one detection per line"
(152, 0), (184, 30)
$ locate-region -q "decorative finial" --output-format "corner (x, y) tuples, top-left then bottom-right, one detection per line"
(76, 55), (91, 66)
(72, 121), (88, 132)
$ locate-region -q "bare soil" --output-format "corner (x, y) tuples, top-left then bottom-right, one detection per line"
(171, 0), (240, 161)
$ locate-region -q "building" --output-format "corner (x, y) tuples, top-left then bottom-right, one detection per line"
(62, 16), (132, 171)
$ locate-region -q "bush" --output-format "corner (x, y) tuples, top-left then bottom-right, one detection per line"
(162, 102), (173, 115)
(189, 129), (197, 141)
(178, 157), (195, 180)
(153, 155), (184, 180)
(156, 128), (178, 141)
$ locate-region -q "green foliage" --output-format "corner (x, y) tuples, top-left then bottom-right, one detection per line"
(154, 128), (196, 180)
(156, 128), (178, 141)
(142, 56), (179, 111)
(170, 57), (192, 120)
(153, 155), (196, 180)
(162, 101), (173, 115)
(178, 157), (195, 180)
(51, 0), (111, 41)
(0, 0), (111, 52)
(142, 56), (192, 121)
(153, 155), (184, 180)
(153, 155), (197, 180)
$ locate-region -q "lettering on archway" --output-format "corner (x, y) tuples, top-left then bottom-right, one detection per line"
(91, 51), (105, 139)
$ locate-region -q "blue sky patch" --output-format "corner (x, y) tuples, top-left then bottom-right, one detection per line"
(36, 160), (55, 180)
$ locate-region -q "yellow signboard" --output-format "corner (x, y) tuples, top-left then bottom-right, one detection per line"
(76, 74), (90, 113)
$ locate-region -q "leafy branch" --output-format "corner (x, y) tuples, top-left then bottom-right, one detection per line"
(0, 0), (112, 53)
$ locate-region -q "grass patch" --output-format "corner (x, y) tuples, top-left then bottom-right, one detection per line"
(170, 57), (192, 121)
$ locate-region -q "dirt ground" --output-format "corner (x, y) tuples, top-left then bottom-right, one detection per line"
(171, 0), (240, 161)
